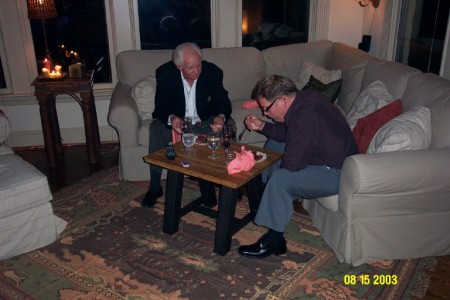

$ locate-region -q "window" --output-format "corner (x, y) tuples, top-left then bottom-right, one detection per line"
(242, 0), (309, 50)
(395, 0), (450, 75)
(29, 0), (111, 83)
(138, 0), (211, 50)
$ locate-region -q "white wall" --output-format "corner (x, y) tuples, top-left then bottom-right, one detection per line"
(1, 0), (365, 148)
(328, 0), (363, 48)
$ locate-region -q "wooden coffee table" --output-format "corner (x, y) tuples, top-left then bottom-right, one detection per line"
(143, 141), (282, 255)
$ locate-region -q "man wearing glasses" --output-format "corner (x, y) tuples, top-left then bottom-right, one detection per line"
(238, 74), (358, 259)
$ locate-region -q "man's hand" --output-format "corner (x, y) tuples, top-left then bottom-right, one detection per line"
(171, 115), (184, 134)
(244, 114), (265, 131)
(210, 114), (225, 132)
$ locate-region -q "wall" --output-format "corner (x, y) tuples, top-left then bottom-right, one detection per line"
(0, 0), (365, 148)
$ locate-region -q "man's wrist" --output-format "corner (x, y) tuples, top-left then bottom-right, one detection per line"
(167, 115), (176, 126)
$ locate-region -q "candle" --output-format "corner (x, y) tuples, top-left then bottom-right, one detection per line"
(43, 58), (51, 70)
(42, 67), (49, 77)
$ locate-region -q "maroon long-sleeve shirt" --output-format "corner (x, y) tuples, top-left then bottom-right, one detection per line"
(260, 89), (359, 171)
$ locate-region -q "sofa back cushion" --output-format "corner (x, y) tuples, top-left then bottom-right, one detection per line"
(402, 73), (450, 149)
(116, 47), (263, 102)
(261, 40), (333, 83)
(328, 43), (372, 114)
(361, 59), (421, 101)
(203, 47), (264, 101)
(117, 50), (172, 86)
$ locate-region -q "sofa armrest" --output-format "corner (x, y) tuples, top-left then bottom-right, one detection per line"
(108, 82), (140, 148)
(338, 149), (450, 218)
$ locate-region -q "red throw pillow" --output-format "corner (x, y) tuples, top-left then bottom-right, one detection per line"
(352, 99), (403, 154)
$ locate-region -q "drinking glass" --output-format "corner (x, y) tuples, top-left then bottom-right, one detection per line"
(207, 132), (220, 159)
(182, 117), (193, 151)
(222, 125), (235, 161)
(182, 130), (195, 156)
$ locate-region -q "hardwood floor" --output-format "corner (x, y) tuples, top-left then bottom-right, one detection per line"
(13, 143), (450, 299)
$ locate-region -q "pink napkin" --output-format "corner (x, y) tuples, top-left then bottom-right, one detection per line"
(227, 146), (256, 174)
(172, 129), (181, 144)
(242, 100), (259, 109)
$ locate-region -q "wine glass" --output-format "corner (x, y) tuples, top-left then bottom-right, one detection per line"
(182, 130), (195, 156)
(182, 117), (193, 151)
(207, 132), (220, 159)
(222, 125), (234, 161)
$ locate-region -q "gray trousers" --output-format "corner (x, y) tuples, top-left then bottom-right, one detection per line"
(255, 139), (341, 232)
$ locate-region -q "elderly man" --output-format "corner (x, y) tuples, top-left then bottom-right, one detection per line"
(142, 42), (232, 208)
(238, 75), (358, 259)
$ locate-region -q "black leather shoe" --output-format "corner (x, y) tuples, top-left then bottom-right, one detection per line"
(238, 234), (287, 259)
(141, 187), (163, 208)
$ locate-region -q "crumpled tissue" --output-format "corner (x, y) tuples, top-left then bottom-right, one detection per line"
(227, 146), (256, 174)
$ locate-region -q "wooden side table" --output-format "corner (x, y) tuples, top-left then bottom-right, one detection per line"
(31, 71), (101, 167)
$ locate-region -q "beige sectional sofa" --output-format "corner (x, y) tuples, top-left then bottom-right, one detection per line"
(108, 40), (450, 265)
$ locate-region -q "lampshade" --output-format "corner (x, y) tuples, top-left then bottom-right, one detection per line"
(27, 0), (58, 20)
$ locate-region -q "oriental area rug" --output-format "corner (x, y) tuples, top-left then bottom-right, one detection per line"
(0, 167), (436, 299)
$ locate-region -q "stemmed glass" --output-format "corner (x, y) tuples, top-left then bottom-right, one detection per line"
(207, 132), (220, 159)
(182, 130), (195, 156)
(182, 117), (193, 151)
(222, 125), (235, 162)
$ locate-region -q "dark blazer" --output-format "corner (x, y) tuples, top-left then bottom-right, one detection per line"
(152, 60), (232, 124)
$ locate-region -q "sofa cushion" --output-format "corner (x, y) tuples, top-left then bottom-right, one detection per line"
(352, 99), (403, 154)
(296, 61), (341, 89)
(131, 76), (156, 123)
(402, 73), (450, 149)
(262, 40), (333, 82)
(367, 106), (431, 154)
(117, 50), (172, 86)
(328, 43), (372, 113)
(0, 154), (52, 218)
(346, 80), (395, 129)
(203, 47), (264, 101)
(302, 76), (342, 103)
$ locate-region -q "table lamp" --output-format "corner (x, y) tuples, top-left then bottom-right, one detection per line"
(26, 0), (58, 70)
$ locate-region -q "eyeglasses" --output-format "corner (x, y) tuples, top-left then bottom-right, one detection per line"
(262, 98), (280, 112)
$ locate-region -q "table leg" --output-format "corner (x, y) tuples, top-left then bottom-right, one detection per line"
(80, 91), (99, 164)
(48, 95), (63, 154)
(214, 186), (238, 255)
(88, 90), (101, 149)
(246, 174), (263, 217)
(163, 170), (184, 234)
(36, 94), (58, 167)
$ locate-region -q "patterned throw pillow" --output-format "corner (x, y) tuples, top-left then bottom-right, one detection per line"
(352, 99), (403, 154)
(302, 75), (342, 103)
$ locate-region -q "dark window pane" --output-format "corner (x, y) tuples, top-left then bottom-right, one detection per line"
(29, 0), (111, 83)
(242, 0), (309, 50)
(138, 0), (211, 49)
(396, 0), (449, 74)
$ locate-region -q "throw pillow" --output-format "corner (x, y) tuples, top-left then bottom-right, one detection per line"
(296, 61), (341, 90)
(367, 106), (431, 154)
(131, 76), (156, 123)
(352, 99), (403, 154)
(302, 75), (342, 103)
(346, 80), (395, 130)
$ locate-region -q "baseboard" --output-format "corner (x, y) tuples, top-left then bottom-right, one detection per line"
(6, 126), (118, 147)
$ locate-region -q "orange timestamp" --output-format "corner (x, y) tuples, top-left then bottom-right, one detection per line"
(344, 274), (398, 285)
